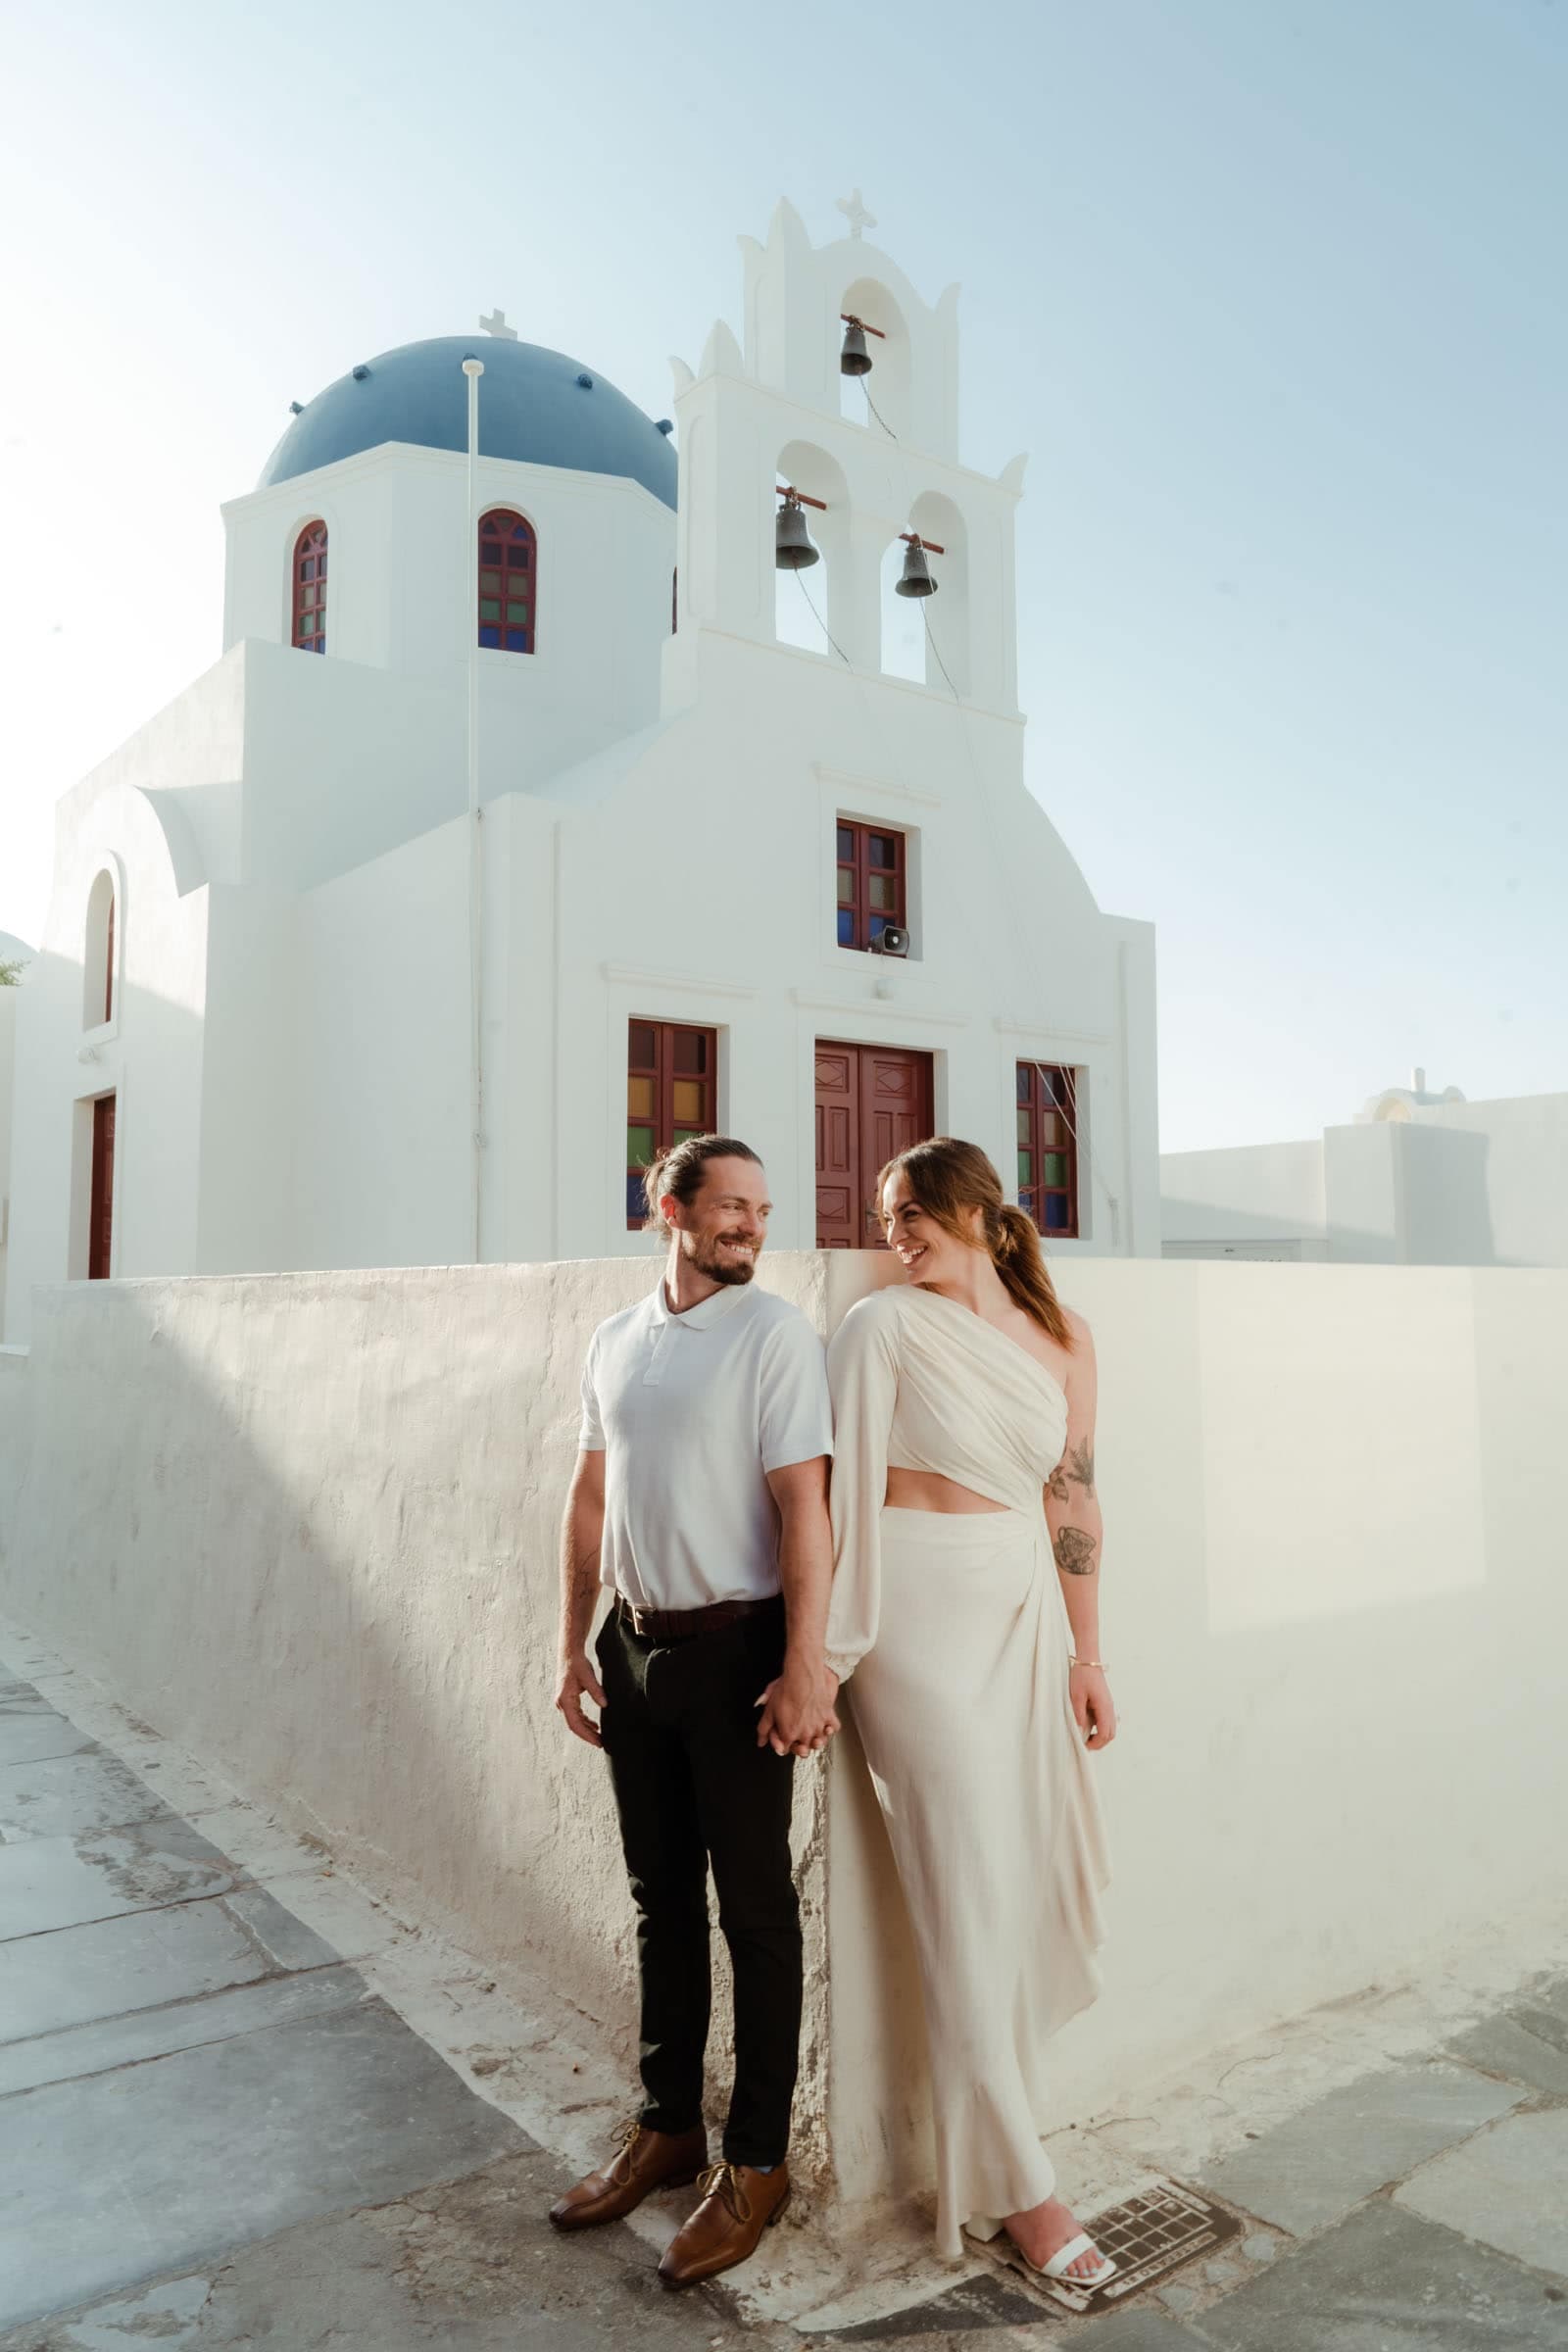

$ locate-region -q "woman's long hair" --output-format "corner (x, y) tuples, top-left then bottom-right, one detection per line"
(877, 1136), (1074, 1350)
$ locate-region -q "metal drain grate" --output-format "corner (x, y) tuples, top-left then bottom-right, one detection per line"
(992, 2178), (1242, 2316)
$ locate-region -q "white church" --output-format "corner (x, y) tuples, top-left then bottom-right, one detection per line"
(1, 199), (1160, 1343)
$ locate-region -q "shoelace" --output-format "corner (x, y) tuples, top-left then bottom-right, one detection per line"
(606, 2119), (645, 2183)
(695, 2160), (752, 2226)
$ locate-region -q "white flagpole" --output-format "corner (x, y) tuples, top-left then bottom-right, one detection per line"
(462, 356), (485, 1263)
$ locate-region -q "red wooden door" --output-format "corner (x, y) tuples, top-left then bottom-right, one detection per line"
(88, 1094), (116, 1280)
(814, 1042), (933, 1248)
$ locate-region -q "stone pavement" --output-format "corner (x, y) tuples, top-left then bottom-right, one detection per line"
(2, 1623), (1567, 2350)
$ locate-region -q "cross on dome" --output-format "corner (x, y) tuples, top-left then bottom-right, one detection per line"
(479, 309), (518, 341)
(836, 189), (876, 240)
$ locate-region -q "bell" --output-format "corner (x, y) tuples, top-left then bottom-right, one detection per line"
(895, 536), (938, 598)
(775, 494), (820, 571)
(840, 318), (872, 377)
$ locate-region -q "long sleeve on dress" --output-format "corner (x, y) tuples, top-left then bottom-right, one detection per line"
(824, 1295), (901, 1684)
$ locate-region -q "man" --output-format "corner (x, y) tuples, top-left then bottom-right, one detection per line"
(552, 1135), (838, 2288)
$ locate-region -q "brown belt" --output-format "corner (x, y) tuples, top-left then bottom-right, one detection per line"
(614, 1592), (781, 1643)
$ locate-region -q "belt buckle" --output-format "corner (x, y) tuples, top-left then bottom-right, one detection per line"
(626, 1598), (652, 1639)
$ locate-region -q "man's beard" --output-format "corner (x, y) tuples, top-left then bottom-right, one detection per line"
(682, 1229), (758, 1287)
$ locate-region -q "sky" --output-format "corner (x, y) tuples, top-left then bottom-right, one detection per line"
(0, 0), (1562, 1152)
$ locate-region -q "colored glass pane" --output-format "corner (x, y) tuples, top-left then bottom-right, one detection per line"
(837, 907), (855, 945)
(627, 1124), (656, 1162)
(869, 914), (887, 940)
(837, 825), (854, 860)
(837, 869), (854, 904)
(672, 1079), (703, 1123)
(479, 570), (501, 594)
(479, 624), (500, 649)
(300, 611), (316, 635)
(869, 873), (896, 910)
(627, 1076), (655, 1118)
(626, 1174), (648, 1224)
(1016, 1065), (1031, 1103)
(1043, 1152), (1067, 1186)
(317, 552), (327, 574)
(869, 834), (896, 866)
(301, 583), (317, 608)
(509, 544), (530, 566)
(1018, 1152), (1031, 1189)
(1017, 1107), (1030, 1144)
(506, 602), (528, 624)
(629, 1022), (657, 1064)
(313, 636), (325, 653)
(479, 598), (501, 622)
(505, 630), (528, 650)
(673, 1128), (703, 1144)
(481, 541), (502, 564)
(299, 558), (315, 581)
(1045, 1194), (1069, 1230)
(672, 1028), (707, 1075)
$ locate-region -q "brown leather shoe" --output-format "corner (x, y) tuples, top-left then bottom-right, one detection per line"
(657, 2160), (791, 2287)
(548, 2120), (709, 2231)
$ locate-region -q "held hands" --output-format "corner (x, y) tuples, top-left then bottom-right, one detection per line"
(756, 1658), (841, 1758)
(1069, 1662), (1116, 1750)
(555, 1649), (607, 1748)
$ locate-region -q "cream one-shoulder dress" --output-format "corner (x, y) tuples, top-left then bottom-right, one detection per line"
(825, 1282), (1110, 2258)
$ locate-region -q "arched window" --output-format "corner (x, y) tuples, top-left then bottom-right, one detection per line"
(478, 509), (536, 653)
(292, 522), (328, 654)
(83, 868), (117, 1028)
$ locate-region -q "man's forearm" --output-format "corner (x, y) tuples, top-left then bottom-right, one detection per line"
(777, 1501), (833, 1671)
(559, 1499), (605, 1657)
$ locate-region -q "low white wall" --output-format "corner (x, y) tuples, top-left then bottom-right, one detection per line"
(3, 1255), (1565, 2223)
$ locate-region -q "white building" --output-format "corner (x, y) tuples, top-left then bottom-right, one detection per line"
(1162, 1069), (1568, 1265)
(2, 200), (1159, 1343)
(0, 935), (33, 1316)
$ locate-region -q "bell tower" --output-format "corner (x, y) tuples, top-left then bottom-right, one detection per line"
(662, 197), (1026, 714)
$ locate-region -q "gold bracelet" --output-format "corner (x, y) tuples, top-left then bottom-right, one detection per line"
(1069, 1656), (1108, 1670)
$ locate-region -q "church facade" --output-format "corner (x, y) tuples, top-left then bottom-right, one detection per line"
(2, 201), (1159, 1342)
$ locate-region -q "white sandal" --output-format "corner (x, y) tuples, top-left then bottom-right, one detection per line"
(1023, 2229), (1116, 2287)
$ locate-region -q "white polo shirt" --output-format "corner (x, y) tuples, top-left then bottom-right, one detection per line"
(578, 1280), (833, 1611)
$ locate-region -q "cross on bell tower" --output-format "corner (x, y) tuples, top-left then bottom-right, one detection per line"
(836, 189), (876, 241)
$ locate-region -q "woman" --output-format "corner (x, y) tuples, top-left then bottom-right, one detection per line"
(825, 1138), (1115, 2287)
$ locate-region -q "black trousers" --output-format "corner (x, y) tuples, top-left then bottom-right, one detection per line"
(595, 1597), (802, 2168)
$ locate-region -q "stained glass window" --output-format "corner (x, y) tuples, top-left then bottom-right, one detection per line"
(1015, 1062), (1080, 1241)
(291, 521), (327, 655)
(477, 509), (536, 653)
(836, 820), (907, 952)
(626, 1019), (720, 1230)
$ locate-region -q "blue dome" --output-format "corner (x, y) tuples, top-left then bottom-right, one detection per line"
(258, 336), (677, 509)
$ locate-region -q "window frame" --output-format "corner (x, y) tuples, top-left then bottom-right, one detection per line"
(835, 819), (907, 952)
(291, 521), (328, 654)
(1015, 1061), (1081, 1240)
(625, 1018), (719, 1229)
(477, 507), (537, 655)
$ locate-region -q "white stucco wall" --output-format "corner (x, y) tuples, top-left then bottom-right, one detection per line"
(1161, 1140), (1328, 1253)
(3, 1253), (1562, 2222)
(0, 988), (19, 1309)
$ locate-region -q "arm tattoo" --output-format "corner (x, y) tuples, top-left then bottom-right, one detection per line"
(1047, 1441), (1096, 1505)
(1053, 1526), (1099, 1577)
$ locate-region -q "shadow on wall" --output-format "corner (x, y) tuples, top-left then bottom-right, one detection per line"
(0, 1261), (835, 2186)
(1396, 1122), (1499, 1266)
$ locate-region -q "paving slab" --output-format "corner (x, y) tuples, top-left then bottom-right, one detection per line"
(221, 1881), (342, 1970)
(0, 2150), (769, 2352)
(0, 1958), (370, 2095)
(0, 1748), (170, 1839)
(1199, 2060), (1524, 2236)
(0, 1714), (96, 1767)
(1446, 2009), (1568, 2099)
(1395, 2109), (1568, 2282)
(1087, 2315), (1207, 2349)
(0, 1892), (285, 2041)
(823, 2269), (1052, 2338)
(0, 1819), (237, 1937)
(0, 1997), (531, 2331)
(1195, 2197), (1568, 2349)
